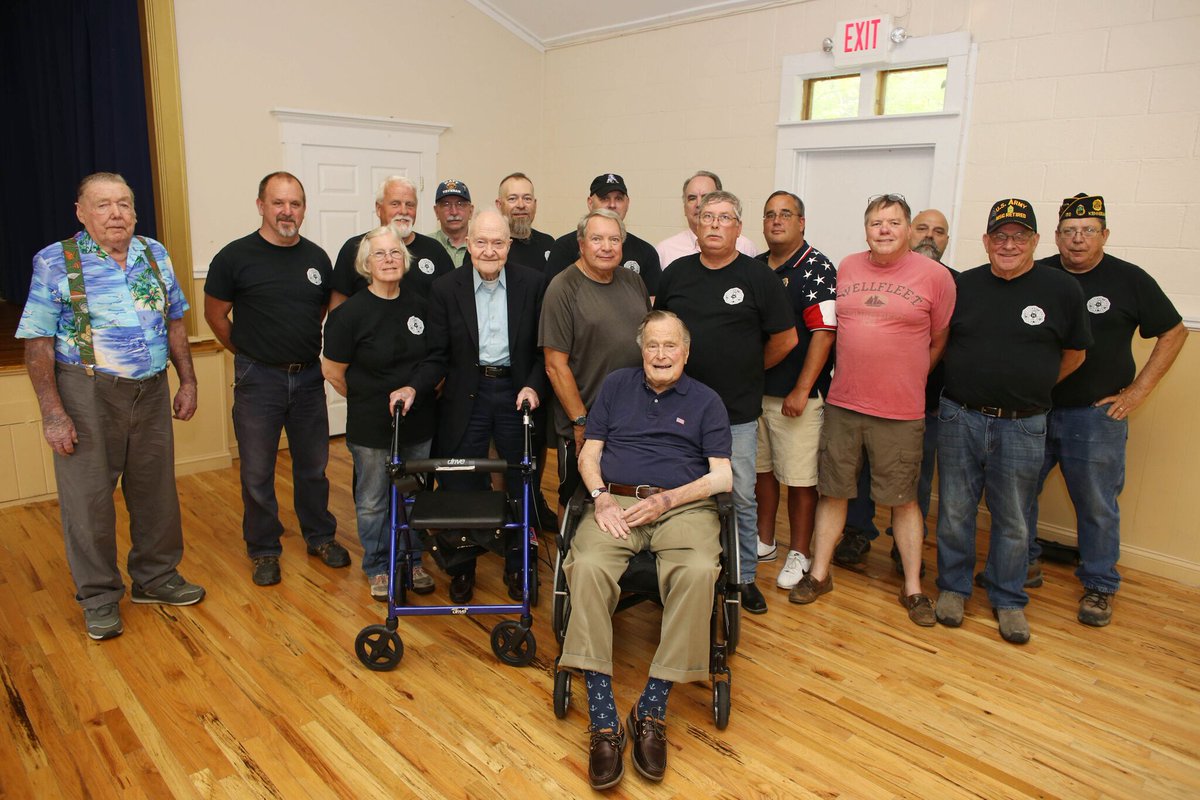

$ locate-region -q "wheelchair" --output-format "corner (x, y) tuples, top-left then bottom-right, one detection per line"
(550, 488), (741, 729)
(354, 403), (540, 672)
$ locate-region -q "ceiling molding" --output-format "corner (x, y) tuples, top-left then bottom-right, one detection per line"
(467, 0), (791, 52)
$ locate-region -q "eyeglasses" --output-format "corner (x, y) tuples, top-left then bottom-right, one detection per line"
(1057, 226), (1103, 239)
(369, 249), (405, 262)
(988, 231), (1036, 245)
(699, 212), (739, 226)
(763, 210), (798, 222)
(868, 193), (907, 204)
(438, 200), (471, 210)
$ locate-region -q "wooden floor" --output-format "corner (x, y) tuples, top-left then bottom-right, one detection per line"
(1, 442), (1197, 799)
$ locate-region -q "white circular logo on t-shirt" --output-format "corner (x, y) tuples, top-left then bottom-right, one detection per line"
(407, 316), (424, 335)
(723, 287), (745, 305)
(1087, 295), (1111, 314)
(544, 250), (551, 261)
(306, 268), (322, 286)
(624, 260), (641, 274)
(418, 258), (435, 275)
(1021, 305), (1046, 326)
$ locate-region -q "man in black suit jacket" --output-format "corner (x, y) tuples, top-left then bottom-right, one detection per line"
(394, 208), (547, 604)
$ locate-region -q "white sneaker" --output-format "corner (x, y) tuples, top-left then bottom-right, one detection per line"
(368, 574), (388, 601)
(757, 540), (778, 562)
(776, 550), (811, 589)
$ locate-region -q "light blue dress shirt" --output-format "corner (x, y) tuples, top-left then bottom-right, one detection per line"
(473, 267), (510, 366)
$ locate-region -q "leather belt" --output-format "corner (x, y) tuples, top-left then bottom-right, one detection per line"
(254, 359), (313, 374)
(479, 365), (511, 378)
(947, 397), (1045, 420)
(607, 482), (665, 499)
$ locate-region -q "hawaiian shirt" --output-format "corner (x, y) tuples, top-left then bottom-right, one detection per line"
(16, 231), (188, 379)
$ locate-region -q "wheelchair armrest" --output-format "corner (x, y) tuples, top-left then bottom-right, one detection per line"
(557, 485), (590, 552)
(714, 492), (740, 589)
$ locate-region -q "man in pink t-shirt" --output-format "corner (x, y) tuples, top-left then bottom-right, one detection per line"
(788, 194), (956, 628)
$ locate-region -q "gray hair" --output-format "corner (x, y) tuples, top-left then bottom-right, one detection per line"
(575, 208), (627, 242)
(681, 170), (722, 196)
(864, 193), (912, 224)
(636, 310), (691, 349)
(467, 208), (511, 239)
(699, 190), (742, 220)
(376, 175), (418, 204)
(77, 172), (134, 204)
(354, 224), (410, 280)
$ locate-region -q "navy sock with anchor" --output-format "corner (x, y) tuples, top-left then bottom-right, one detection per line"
(583, 670), (619, 731)
(636, 676), (673, 720)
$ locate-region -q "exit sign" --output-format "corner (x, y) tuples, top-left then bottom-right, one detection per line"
(833, 14), (893, 67)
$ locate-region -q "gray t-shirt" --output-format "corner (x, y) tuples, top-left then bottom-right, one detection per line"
(538, 265), (651, 437)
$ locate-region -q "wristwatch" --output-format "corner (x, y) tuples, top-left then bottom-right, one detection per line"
(589, 487), (608, 499)
(572, 414), (587, 426)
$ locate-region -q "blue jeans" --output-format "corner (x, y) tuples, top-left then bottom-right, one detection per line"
(347, 439), (431, 577)
(846, 411), (939, 538)
(1026, 404), (1127, 594)
(935, 398), (1046, 609)
(232, 356), (337, 558)
(730, 420), (759, 583)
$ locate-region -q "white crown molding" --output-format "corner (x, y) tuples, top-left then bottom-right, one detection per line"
(270, 108), (450, 136)
(464, 0), (545, 52)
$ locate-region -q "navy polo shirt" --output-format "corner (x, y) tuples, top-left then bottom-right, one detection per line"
(585, 367), (731, 489)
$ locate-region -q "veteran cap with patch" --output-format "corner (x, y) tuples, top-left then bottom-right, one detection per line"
(986, 197), (1037, 233)
(589, 173), (628, 197)
(1058, 192), (1105, 222)
(435, 179), (471, 203)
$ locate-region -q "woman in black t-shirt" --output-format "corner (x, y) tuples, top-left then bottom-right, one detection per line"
(323, 224), (436, 601)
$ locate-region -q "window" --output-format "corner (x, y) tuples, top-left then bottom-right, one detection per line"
(799, 64), (948, 120)
(877, 65), (947, 115)
(802, 75), (859, 120)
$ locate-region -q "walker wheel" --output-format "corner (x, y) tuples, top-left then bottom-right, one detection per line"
(355, 625), (403, 671)
(713, 676), (731, 730)
(490, 620), (536, 666)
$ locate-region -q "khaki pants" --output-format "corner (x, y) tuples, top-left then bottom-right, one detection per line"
(560, 496), (721, 683)
(54, 364), (183, 608)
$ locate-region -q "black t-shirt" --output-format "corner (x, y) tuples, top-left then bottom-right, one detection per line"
(925, 260), (959, 412)
(205, 231), (332, 363)
(654, 253), (796, 424)
(331, 230), (453, 300)
(756, 242), (837, 399)
(322, 289), (434, 449)
(943, 264), (1092, 411)
(1036, 253), (1182, 407)
(545, 230), (663, 295)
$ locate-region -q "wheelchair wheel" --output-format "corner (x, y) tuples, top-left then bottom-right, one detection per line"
(552, 557), (571, 645)
(713, 675), (731, 730)
(724, 595), (740, 656)
(355, 625), (403, 671)
(553, 661), (572, 719)
(490, 620), (537, 666)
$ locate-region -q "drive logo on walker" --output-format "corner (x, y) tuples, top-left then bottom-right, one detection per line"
(306, 268), (322, 285)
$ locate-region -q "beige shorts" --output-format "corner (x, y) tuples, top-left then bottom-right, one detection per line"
(755, 394), (824, 487)
(817, 403), (924, 506)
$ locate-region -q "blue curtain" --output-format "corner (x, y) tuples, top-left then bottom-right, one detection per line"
(0, 0), (157, 306)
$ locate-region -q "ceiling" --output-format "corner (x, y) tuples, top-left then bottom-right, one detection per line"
(466, 0), (791, 50)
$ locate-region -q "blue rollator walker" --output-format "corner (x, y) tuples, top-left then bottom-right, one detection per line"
(354, 402), (539, 671)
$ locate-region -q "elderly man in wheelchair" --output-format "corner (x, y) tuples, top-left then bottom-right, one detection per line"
(559, 310), (733, 790)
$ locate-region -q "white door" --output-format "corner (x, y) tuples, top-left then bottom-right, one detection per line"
(300, 144), (424, 436)
(793, 146), (934, 267)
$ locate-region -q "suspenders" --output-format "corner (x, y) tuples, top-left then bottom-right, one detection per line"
(59, 235), (170, 372)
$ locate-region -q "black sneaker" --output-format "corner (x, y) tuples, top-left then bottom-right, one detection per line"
(833, 528), (871, 567)
(252, 556), (281, 586)
(307, 539), (351, 568)
(741, 582), (768, 615)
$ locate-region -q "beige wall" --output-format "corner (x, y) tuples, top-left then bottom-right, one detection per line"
(173, 0), (545, 270)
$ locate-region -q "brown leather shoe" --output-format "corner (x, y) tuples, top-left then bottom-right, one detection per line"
(898, 590), (936, 627)
(588, 725), (626, 790)
(626, 707), (667, 782)
(788, 572), (833, 604)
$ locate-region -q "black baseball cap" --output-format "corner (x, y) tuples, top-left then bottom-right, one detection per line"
(589, 173), (628, 197)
